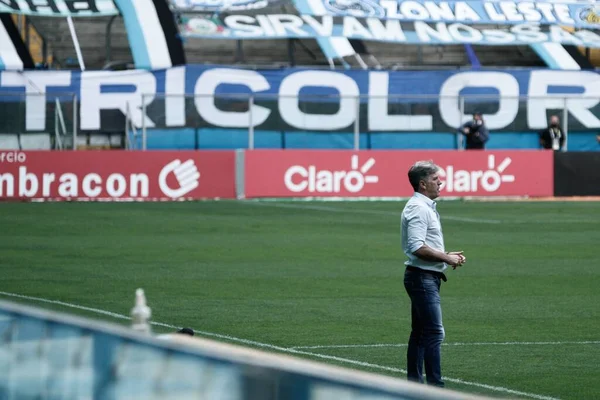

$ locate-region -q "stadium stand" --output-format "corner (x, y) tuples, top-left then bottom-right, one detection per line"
(27, 14), (546, 70)
(1, 1), (599, 153)
(28, 16), (129, 69)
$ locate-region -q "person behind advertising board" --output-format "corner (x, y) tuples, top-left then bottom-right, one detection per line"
(400, 160), (466, 387)
(539, 115), (565, 151)
(458, 111), (489, 150)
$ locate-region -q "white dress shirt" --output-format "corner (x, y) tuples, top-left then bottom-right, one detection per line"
(401, 192), (447, 273)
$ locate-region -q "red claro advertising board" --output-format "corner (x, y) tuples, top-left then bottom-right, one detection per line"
(0, 151), (236, 201)
(244, 150), (554, 198)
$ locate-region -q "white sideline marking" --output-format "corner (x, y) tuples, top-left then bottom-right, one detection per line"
(245, 201), (502, 224)
(0, 291), (132, 321)
(292, 341), (600, 350)
(0, 291), (559, 400)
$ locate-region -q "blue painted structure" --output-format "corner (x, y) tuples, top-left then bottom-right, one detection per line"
(132, 129), (599, 151)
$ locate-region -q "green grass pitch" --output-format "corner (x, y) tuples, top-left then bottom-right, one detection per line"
(1, 200), (599, 399)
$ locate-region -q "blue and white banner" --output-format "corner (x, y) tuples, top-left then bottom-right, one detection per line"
(0, 14), (34, 70)
(0, 0), (119, 16)
(173, 0), (600, 29)
(170, 0), (279, 11)
(114, 0), (186, 70)
(1, 66), (600, 133)
(308, 0), (600, 29)
(179, 14), (600, 48)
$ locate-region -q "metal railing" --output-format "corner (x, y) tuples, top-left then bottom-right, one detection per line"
(0, 93), (78, 150)
(0, 299), (491, 400)
(131, 94), (596, 151)
(1, 93), (596, 151)
(54, 98), (67, 149)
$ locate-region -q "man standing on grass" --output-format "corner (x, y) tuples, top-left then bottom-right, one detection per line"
(401, 160), (466, 387)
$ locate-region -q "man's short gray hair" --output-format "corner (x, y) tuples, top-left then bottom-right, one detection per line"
(408, 160), (439, 191)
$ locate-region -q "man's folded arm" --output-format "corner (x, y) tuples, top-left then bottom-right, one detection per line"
(407, 212), (451, 264)
(413, 245), (451, 263)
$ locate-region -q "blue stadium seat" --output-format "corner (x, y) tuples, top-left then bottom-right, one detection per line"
(370, 133), (456, 149)
(283, 131), (368, 149)
(485, 133), (539, 149)
(566, 132), (600, 151)
(198, 129), (282, 149)
(145, 129), (196, 150)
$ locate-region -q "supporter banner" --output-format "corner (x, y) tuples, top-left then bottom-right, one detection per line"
(0, 14), (34, 71)
(304, 0), (600, 29)
(1, 67), (600, 133)
(0, 150), (236, 201)
(180, 15), (600, 47)
(245, 150), (553, 197)
(170, 0), (280, 12)
(0, 0), (119, 17)
(114, 0), (186, 70)
(173, 0), (600, 29)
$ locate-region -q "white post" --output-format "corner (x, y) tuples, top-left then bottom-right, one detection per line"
(248, 96), (254, 150)
(55, 98), (67, 150)
(562, 97), (568, 152)
(54, 102), (62, 150)
(130, 288), (152, 334)
(457, 95), (465, 150)
(354, 54), (368, 70)
(72, 94), (78, 150)
(142, 96), (147, 151)
(124, 102), (131, 150)
(353, 96), (360, 150)
(66, 17), (85, 71)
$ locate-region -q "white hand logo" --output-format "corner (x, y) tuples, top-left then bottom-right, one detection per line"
(159, 159), (200, 198)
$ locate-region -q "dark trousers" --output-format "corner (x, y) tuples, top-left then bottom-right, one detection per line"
(403, 268), (445, 387)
